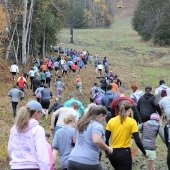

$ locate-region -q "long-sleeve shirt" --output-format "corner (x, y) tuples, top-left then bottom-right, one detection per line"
(8, 88), (24, 102)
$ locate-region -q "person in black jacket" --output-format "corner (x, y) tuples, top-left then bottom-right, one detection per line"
(164, 122), (170, 170)
(48, 97), (63, 115)
(137, 86), (162, 123)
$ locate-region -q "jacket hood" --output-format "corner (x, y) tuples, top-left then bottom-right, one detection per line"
(144, 92), (154, 99)
(160, 84), (168, 89)
(105, 90), (115, 98)
(147, 120), (159, 126)
(25, 118), (39, 131)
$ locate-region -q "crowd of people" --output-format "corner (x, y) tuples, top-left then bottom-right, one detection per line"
(7, 47), (170, 170)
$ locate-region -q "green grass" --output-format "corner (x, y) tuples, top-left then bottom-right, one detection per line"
(1, 13), (170, 170)
(58, 16), (170, 170)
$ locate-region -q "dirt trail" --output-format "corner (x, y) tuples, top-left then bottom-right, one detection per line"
(114, 0), (139, 19)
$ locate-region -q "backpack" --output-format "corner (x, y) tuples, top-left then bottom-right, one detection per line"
(95, 92), (103, 105)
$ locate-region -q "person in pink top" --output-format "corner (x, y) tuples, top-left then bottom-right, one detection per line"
(45, 133), (55, 170)
(8, 100), (50, 170)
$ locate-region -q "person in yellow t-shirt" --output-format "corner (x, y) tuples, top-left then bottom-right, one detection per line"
(105, 100), (146, 170)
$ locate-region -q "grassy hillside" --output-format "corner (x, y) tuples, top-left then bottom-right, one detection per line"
(0, 2), (170, 169)
(58, 17), (170, 89)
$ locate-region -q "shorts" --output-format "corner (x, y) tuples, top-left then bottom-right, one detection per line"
(11, 72), (16, 76)
(55, 67), (59, 71)
(41, 99), (50, 109)
(146, 150), (156, 160)
(139, 149), (156, 160)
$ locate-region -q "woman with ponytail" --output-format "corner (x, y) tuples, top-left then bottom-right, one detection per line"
(68, 105), (113, 170)
(105, 100), (146, 170)
(8, 100), (50, 170)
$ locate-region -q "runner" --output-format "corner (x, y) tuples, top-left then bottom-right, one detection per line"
(10, 62), (19, 80)
(8, 85), (24, 117)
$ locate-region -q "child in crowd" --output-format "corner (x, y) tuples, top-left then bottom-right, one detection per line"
(75, 75), (82, 95)
(45, 133), (55, 170)
(139, 113), (164, 170)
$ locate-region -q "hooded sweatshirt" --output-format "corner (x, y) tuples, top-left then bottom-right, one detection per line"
(155, 84), (170, 102)
(100, 90), (117, 107)
(8, 118), (50, 170)
(137, 92), (161, 120)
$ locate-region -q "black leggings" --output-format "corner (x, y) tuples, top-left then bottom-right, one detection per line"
(167, 150), (170, 170)
(68, 160), (103, 170)
(12, 102), (18, 117)
(109, 148), (132, 170)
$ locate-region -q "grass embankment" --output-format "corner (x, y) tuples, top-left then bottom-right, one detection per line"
(0, 16), (169, 170)
(58, 17), (170, 170)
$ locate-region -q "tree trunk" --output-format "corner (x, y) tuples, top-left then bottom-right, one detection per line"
(22, 0), (34, 65)
(22, 0), (28, 65)
(42, 30), (46, 57)
(5, 23), (17, 60)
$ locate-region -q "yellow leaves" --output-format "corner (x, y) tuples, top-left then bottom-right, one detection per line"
(0, 5), (8, 34)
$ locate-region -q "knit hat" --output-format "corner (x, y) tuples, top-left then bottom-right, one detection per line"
(150, 113), (160, 121)
(26, 101), (42, 112)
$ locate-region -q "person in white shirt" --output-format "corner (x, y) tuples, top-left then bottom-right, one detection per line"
(28, 68), (35, 89)
(96, 64), (104, 75)
(10, 62), (19, 80)
(51, 102), (79, 133)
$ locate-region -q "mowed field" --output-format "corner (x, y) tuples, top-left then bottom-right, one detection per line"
(0, 1), (170, 170)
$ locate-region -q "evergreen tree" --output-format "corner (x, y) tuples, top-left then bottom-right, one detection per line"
(132, 0), (168, 40)
(153, 3), (170, 46)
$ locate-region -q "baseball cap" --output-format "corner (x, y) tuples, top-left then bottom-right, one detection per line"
(26, 101), (42, 112)
(150, 113), (160, 121)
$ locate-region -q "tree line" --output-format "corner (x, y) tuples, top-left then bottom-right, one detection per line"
(132, 0), (170, 46)
(0, 0), (114, 65)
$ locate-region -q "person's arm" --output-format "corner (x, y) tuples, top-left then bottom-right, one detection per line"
(105, 130), (111, 146)
(34, 126), (50, 170)
(164, 125), (169, 147)
(51, 110), (60, 130)
(132, 132), (146, 156)
(138, 123), (143, 132)
(48, 104), (55, 115)
(131, 106), (142, 124)
(92, 133), (112, 154)
(158, 126), (165, 143)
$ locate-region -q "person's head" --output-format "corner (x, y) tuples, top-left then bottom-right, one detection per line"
(117, 100), (132, 124)
(131, 84), (138, 92)
(94, 82), (98, 86)
(15, 101), (42, 133)
(89, 97), (95, 103)
(159, 80), (165, 85)
(45, 132), (51, 142)
(63, 114), (77, 127)
(145, 86), (152, 93)
(77, 105), (107, 132)
(71, 102), (80, 111)
(13, 62), (16, 65)
(106, 84), (112, 91)
(13, 85), (18, 88)
(150, 113), (160, 122)
(43, 84), (48, 88)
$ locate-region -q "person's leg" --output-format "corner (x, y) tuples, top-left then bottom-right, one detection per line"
(12, 102), (18, 117)
(167, 150), (170, 170)
(147, 160), (154, 170)
(109, 149), (119, 170)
